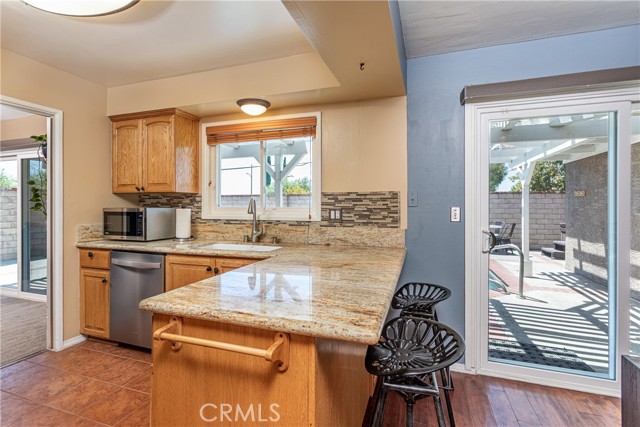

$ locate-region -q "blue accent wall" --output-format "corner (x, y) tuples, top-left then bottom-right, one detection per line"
(388, 0), (407, 89)
(402, 25), (640, 336)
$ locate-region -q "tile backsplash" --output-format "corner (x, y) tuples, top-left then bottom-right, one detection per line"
(138, 191), (403, 247)
(76, 191), (404, 248)
(138, 191), (400, 228)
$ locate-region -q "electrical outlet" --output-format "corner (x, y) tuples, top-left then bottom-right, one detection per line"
(408, 192), (418, 207)
(450, 207), (461, 222)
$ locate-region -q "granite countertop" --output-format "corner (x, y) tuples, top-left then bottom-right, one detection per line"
(77, 239), (406, 345)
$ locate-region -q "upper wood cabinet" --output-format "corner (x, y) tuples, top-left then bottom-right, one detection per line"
(110, 108), (200, 194)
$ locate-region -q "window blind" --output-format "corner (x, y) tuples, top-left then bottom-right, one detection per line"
(206, 117), (317, 145)
(460, 66), (640, 105)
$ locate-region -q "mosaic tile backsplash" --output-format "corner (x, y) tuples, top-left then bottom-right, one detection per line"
(138, 191), (400, 228)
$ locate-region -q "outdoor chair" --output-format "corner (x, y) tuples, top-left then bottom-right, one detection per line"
(496, 223), (516, 253)
(365, 317), (465, 427)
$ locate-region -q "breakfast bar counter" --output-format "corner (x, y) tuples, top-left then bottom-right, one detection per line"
(78, 240), (406, 426)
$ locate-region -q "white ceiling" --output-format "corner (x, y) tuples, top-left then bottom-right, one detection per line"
(0, 1), (637, 114)
(399, 1), (640, 58)
(0, 0), (314, 87)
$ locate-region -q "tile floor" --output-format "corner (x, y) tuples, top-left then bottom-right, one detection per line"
(0, 340), (151, 427)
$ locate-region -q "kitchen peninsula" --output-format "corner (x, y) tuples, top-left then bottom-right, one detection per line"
(77, 239), (406, 426)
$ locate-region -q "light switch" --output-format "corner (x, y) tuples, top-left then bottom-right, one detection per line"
(450, 207), (461, 222)
(408, 192), (418, 207)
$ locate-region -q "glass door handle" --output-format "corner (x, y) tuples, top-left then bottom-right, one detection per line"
(481, 230), (496, 253)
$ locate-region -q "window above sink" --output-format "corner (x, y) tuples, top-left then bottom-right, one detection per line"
(201, 112), (322, 222)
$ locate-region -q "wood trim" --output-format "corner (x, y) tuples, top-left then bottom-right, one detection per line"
(109, 108), (200, 122)
(460, 66), (640, 105)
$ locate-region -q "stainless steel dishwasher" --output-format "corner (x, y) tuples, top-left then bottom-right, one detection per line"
(110, 251), (164, 349)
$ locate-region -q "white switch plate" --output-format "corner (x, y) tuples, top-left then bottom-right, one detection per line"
(450, 207), (461, 222)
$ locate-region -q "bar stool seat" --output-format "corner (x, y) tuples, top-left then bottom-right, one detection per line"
(392, 282), (452, 319)
(365, 317), (465, 427)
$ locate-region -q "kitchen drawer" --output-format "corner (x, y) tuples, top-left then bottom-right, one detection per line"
(79, 249), (110, 269)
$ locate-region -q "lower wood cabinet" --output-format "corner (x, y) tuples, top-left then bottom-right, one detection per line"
(78, 249), (260, 338)
(79, 249), (111, 339)
(165, 254), (259, 291)
(79, 268), (110, 339)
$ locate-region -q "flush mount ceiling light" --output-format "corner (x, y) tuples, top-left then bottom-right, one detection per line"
(237, 98), (271, 116)
(23, 0), (139, 17)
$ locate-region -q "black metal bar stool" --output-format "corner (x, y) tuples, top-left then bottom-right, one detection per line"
(392, 282), (452, 320)
(365, 317), (465, 427)
(392, 282), (456, 405)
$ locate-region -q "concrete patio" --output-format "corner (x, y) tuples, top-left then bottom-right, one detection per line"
(489, 251), (640, 375)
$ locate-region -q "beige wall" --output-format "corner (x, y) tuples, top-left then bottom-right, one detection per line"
(1, 48), (407, 341)
(201, 96), (408, 228)
(0, 115), (47, 141)
(1, 49), (136, 341)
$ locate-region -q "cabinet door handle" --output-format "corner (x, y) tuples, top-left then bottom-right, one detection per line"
(135, 186), (141, 191)
(140, 186), (145, 191)
(214, 267), (219, 274)
(88, 251), (94, 258)
(206, 266), (212, 272)
(101, 278), (107, 283)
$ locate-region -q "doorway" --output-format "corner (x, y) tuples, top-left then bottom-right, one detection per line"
(0, 96), (64, 359)
(465, 87), (638, 396)
(0, 107), (49, 365)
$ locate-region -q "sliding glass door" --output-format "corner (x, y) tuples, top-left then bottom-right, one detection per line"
(20, 157), (47, 295)
(465, 87), (637, 394)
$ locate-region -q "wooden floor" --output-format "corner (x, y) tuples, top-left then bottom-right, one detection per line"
(379, 372), (621, 427)
(0, 339), (621, 427)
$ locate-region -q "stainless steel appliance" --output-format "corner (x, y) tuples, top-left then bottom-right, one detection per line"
(103, 207), (176, 241)
(110, 251), (164, 349)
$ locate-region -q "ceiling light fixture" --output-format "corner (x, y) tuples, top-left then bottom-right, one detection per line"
(237, 98), (271, 116)
(22, 0), (139, 17)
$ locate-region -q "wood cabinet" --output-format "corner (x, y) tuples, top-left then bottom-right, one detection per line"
(110, 108), (199, 194)
(165, 254), (259, 292)
(79, 249), (111, 339)
(151, 315), (372, 427)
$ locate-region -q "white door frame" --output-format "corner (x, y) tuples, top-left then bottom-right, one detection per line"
(464, 86), (637, 397)
(1, 96), (64, 351)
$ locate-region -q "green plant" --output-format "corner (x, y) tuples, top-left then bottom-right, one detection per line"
(28, 134), (47, 217)
(265, 177), (311, 195)
(510, 161), (565, 192)
(489, 163), (507, 192)
(0, 168), (17, 189)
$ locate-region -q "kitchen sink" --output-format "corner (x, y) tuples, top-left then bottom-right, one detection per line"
(197, 243), (282, 252)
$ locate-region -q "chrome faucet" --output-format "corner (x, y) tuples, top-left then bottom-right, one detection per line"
(247, 198), (264, 243)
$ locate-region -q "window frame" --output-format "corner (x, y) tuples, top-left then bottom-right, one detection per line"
(201, 111), (322, 221)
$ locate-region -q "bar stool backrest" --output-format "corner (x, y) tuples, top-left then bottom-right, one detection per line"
(392, 282), (451, 311)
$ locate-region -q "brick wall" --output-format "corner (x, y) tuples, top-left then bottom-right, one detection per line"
(565, 152), (608, 286)
(489, 192), (566, 250)
(0, 188), (47, 262)
(0, 189), (18, 262)
(220, 194), (310, 208)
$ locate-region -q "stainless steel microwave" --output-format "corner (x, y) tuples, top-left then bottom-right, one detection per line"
(103, 208), (176, 241)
